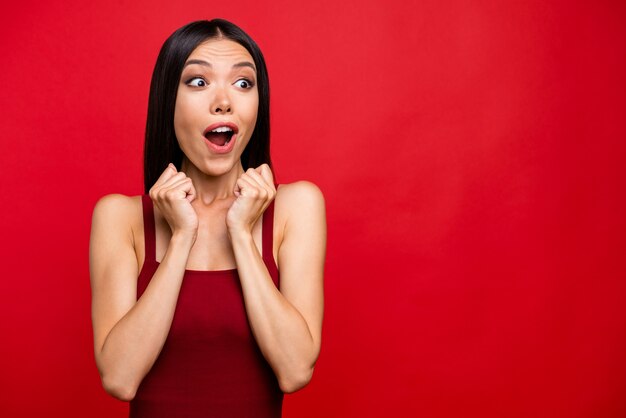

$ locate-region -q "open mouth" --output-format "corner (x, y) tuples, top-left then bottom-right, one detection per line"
(204, 128), (235, 147)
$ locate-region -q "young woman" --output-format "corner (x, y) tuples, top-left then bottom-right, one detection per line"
(89, 19), (326, 417)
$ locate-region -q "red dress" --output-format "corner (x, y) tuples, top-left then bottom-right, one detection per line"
(129, 193), (283, 417)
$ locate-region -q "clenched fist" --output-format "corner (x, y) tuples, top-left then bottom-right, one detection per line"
(226, 164), (276, 234)
(149, 163), (198, 239)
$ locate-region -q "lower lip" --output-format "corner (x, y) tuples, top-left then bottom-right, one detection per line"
(203, 133), (237, 154)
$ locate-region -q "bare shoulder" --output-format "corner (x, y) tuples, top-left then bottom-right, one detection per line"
(274, 180), (326, 218)
(92, 193), (141, 217)
(90, 193), (144, 256)
(273, 181), (326, 258)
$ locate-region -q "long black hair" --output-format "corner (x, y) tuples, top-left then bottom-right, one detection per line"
(143, 19), (272, 193)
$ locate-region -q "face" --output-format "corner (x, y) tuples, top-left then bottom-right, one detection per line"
(174, 38), (259, 175)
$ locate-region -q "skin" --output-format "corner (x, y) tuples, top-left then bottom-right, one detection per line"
(89, 38), (326, 401)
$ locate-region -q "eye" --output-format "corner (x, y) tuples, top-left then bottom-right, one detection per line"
(235, 78), (255, 89)
(186, 77), (207, 87)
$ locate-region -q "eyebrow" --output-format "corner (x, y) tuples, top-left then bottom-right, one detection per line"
(183, 59), (256, 72)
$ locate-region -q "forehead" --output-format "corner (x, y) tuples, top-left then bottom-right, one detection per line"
(187, 39), (253, 64)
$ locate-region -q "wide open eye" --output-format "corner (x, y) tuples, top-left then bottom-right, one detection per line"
(187, 77), (207, 87)
(235, 78), (255, 89)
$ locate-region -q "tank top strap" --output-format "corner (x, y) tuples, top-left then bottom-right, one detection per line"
(262, 200), (274, 266)
(262, 183), (279, 269)
(141, 194), (157, 264)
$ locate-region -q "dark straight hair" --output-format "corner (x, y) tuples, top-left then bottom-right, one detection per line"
(143, 19), (272, 193)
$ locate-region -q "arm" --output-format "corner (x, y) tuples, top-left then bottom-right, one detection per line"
(229, 181), (326, 393)
(89, 194), (194, 401)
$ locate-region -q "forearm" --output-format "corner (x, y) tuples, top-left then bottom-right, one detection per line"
(230, 229), (317, 392)
(98, 233), (194, 399)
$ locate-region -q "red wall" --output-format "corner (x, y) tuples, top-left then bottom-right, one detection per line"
(1, 1), (624, 417)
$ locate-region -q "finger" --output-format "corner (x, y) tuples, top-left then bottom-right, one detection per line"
(164, 187), (189, 201)
(152, 163), (178, 189)
(172, 177), (195, 202)
(172, 176), (194, 196)
(186, 179), (196, 202)
(159, 172), (188, 190)
(244, 168), (269, 190)
(244, 169), (272, 197)
(255, 166), (276, 200)
(236, 176), (260, 198)
(257, 164), (275, 187)
(167, 177), (193, 194)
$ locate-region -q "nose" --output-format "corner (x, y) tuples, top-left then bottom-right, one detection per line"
(210, 85), (232, 114)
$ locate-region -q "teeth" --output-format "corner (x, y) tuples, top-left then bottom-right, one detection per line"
(210, 126), (233, 133)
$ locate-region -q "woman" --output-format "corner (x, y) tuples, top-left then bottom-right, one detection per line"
(89, 19), (326, 417)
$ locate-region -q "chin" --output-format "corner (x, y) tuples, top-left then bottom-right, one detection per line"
(199, 157), (241, 176)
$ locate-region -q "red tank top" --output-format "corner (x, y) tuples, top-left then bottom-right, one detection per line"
(129, 193), (283, 417)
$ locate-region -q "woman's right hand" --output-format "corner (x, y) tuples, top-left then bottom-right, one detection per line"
(149, 163), (198, 240)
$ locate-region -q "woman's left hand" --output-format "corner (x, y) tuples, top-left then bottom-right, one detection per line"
(226, 164), (276, 235)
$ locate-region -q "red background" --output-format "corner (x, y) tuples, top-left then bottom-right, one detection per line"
(1, 1), (625, 417)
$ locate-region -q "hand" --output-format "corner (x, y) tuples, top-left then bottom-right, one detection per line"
(226, 164), (276, 234)
(149, 163), (198, 239)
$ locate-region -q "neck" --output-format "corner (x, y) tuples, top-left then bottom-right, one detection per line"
(180, 157), (244, 206)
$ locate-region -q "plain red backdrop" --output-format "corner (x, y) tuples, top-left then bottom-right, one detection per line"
(1, 0), (625, 417)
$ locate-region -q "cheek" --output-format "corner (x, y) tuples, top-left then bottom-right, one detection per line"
(173, 95), (199, 137)
(246, 92), (259, 125)
(173, 94), (184, 133)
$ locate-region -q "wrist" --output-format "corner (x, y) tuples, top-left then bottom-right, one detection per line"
(227, 225), (253, 240)
(171, 230), (197, 247)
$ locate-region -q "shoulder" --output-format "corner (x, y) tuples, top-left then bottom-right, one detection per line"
(275, 181), (325, 218)
(92, 193), (143, 221)
(274, 181), (326, 233)
(91, 194), (144, 243)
